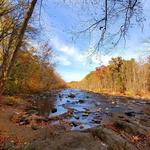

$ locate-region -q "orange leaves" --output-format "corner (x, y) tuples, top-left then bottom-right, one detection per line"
(6, 47), (65, 94)
(95, 65), (106, 77)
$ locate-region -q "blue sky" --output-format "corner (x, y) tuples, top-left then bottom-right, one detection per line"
(38, 0), (150, 82)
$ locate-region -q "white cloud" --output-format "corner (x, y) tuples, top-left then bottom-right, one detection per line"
(51, 36), (85, 63)
(60, 46), (76, 55)
(88, 54), (111, 67)
(45, 34), (115, 69)
(79, 49), (112, 67)
(56, 56), (72, 66)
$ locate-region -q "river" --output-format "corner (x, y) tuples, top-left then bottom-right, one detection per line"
(34, 88), (150, 130)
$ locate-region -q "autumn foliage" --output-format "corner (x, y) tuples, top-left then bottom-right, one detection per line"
(4, 47), (66, 94)
(69, 57), (150, 97)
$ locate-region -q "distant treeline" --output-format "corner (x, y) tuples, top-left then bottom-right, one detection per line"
(69, 57), (150, 97)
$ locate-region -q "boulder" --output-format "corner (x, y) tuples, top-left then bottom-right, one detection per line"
(68, 93), (75, 98)
(74, 115), (80, 120)
(125, 111), (135, 117)
(51, 108), (57, 113)
(78, 100), (85, 104)
(89, 127), (138, 150)
(72, 121), (79, 127)
(92, 119), (101, 124)
(82, 112), (89, 117)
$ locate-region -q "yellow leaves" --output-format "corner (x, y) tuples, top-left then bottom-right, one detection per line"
(6, 46), (65, 94)
(27, 76), (43, 92)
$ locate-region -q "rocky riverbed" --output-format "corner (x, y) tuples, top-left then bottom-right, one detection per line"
(1, 89), (150, 149)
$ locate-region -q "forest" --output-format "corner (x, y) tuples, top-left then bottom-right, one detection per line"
(69, 57), (150, 98)
(0, 0), (66, 95)
(4, 47), (66, 94)
(1, 0), (150, 150)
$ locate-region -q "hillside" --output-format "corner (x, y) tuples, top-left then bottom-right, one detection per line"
(68, 57), (150, 98)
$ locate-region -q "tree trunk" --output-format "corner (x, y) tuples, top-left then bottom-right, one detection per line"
(0, 0), (37, 95)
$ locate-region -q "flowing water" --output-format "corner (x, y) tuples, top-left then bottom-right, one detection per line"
(34, 89), (150, 130)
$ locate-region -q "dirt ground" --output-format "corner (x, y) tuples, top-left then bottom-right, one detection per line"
(0, 90), (150, 150)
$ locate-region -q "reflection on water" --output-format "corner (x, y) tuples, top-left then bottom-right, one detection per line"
(35, 97), (55, 116)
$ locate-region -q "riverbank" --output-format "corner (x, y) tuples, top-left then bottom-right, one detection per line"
(0, 89), (150, 150)
(77, 88), (150, 101)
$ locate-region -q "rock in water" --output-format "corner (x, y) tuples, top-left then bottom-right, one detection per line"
(82, 112), (89, 117)
(125, 111), (135, 117)
(72, 121), (79, 127)
(78, 99), (85, 104)
(74, 115), (80, 120)
(51, 108), (57, 113)
(68, 93), (75, 98)
(92, 119), (101, 124)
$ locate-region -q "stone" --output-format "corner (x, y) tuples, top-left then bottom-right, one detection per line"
(51, 108), (57, 113)
(89, 127), (137, 150)
(92, 119), (101, 124)
(42, 96), (47, 99)
(125, 111), (135, 117)
(68, 93), (75, 98)
(59, 94), (61, 97)
(105, 108), (109, 111)
(74, 115), (80, 120)
(96, 108), (102, 112)
(80, 125), (84, 129)
(78, 100), (85, 104)
(72, 121), (79, 127)
(111, 101), (115, 104)
(82, 112), (89, 117)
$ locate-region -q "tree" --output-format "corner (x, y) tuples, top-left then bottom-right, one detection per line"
(0, 0), (147, 95)
(64, 0), (144, 51)
(0, 0), (37, 95)
(147, 56), (150, 91)
(5, 47), (66, 94)
(70, 56), (150, 97)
